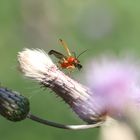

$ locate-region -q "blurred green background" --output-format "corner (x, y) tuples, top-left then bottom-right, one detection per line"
(0, 0), (140, 140)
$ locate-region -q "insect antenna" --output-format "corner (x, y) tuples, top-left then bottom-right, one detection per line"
(77, 49), (88, 59)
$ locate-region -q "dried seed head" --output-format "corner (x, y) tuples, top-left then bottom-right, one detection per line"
(18, 48), (57, 81)
(18, 49), (103, 123)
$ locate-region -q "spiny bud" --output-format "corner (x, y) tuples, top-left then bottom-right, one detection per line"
(0, 87), (29, 121)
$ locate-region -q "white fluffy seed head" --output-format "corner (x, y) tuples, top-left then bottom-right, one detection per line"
(18, 48), (56, 81)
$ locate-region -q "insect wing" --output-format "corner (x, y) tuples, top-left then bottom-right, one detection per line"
(48, 50), (66, 59)
(59, 39), (72, 56)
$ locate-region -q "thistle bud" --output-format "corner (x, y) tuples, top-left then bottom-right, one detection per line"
(0, 87), (29, 121)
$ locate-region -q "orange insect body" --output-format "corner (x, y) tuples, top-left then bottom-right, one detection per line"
(48, 39), (85, 71)
(60, 56), (79, 69)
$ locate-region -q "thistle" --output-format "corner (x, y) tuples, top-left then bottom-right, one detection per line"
(17, 48), (140, 135)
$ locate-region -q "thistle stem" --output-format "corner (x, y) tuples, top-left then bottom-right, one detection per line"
(27, 113), (103, 130)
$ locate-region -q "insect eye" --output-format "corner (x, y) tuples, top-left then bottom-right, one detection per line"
(77, 64), (82, 70)
(74, 63), (82, 70)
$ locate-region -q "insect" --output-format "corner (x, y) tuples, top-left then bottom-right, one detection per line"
(48, 39), (87, 71)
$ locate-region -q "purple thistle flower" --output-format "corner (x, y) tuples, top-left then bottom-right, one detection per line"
(86, 55), (140, 119)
